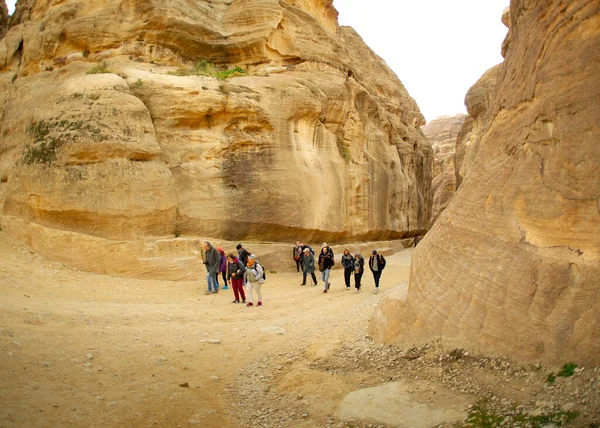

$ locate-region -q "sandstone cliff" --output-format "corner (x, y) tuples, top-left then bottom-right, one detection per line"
(371, 0), (600, 366)
(0, 0), (431, 278)
(422, 114), (467, 226)
(0, 1), (8, 39)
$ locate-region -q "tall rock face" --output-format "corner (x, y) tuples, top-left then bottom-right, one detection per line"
(0, 0), (431, 278)
(371, 0), (600, 366)
(422, 114), (467, 226)
(0, 1), (8, 39)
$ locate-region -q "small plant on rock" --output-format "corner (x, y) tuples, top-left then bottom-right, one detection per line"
(87, 61), (113, 74)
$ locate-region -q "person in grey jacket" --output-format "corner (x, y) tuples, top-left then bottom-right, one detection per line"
(300, 247), (318, 286)
(203, 241), (220, 294)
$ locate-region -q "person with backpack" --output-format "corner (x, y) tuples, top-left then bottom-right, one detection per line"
(244, 254), (264, 307)
(216, 247), (228, 290)
(203, 241), (220, 294)
(227, 253), (246, 303)
(300, 247), (318, 286)
(318, 243), (335, 293)
(341, 248), (355, 290)
(353, 253), (365, 292)
(293, 241), (303, 275)
(236, 243), (250, 267)
(369, 250), (386, 294)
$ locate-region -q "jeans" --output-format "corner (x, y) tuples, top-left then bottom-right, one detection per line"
(322, 269), (331, 290)
(206, 272), (218, 292)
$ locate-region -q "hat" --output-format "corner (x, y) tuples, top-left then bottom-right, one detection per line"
(236, 244), (242, 250)
(372, 250), (377, 255)
(217, 246), (223, 252)
(322, 242), (328, 247)
(303, 248), (310, 253)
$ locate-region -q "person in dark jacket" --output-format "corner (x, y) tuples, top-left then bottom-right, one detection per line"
(203, 241), (220, 294)
(318, 243), (335, 293)
(300, 247), (318, 286)
(368, 250), (386, 294)
(341, 248), (355, 290)
(353, 253), (365, 292)
(293, 241), (303, 274)
(227, 253), (246, 303)
(236, 243), (250, 267)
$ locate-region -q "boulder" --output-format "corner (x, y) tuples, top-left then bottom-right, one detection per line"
(371, 0), (600, 366)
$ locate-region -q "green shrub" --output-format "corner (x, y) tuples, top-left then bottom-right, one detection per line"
(87, 61), (113, 74)
(168, 60), (247, 80)
(557, 362), (577, 378)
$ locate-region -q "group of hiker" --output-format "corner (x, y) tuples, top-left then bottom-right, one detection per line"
(201, 240), (387, 307)
(293, 241), (386, 294)
(202, 242), (264, 307)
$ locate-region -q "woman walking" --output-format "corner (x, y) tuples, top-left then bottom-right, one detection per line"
(227, 253), (246, 303)
(318, 244), (335, 293)
(216, 247), (228, 290)
(353, 253), (364, 293)
(244, 254), (265, 307)
(341, 248), (355, 290)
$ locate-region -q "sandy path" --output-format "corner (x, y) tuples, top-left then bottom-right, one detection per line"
(0, 232), (412, 427)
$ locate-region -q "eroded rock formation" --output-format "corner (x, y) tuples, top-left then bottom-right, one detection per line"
(422, 114), (467, 226)
(371, 0), (600, 366)
(0, 1), (8, 39)
(0, 0), (431, 278)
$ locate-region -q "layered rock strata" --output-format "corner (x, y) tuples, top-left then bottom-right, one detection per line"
(422, 114), (467, 226)
(0, 0), (431, 278)
(371, 0), (600, 366)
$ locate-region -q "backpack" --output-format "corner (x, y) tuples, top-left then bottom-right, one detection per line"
(257, 262), (266, 280)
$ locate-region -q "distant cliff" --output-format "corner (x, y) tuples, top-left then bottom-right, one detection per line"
(422, 114), (467, 226)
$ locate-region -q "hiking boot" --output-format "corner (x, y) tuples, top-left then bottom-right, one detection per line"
(246, 302), (253, 307)
(300, 283), (306, 286)
(355, 289), (360, 293)
(323, 290), (327, 294)
(346, 287), (350, 290)
(257, 301), (262, 307)
(204, 290), (212, 295)
(212, 290), (218, 294)
(232, 300), (240, 303)
(242, 300), (246, 304)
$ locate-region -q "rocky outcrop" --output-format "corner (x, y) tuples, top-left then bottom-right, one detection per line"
(0, 0), (431, 278)
(422, 114), (467, 226)
(371, 0), (600, 366)
(454, 64), (500, 188)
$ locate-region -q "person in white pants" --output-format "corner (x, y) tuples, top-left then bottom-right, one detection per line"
(244, 254), (264, 307)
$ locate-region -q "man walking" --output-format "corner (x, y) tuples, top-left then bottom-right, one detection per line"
(204, 241), (220, 294)
(300, 247), (318, 286)
(369, 250), (386, 294)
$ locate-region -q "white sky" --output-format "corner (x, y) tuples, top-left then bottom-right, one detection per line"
(5, 0), (509, 122)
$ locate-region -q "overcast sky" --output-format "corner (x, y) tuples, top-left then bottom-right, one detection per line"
(5, 0), (509, 122)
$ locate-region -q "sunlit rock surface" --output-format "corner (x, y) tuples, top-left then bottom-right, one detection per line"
(371, 0), (600, 366)
(0, 0), (431, 278)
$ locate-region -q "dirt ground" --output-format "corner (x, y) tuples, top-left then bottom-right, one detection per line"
(1, 232), (598, 428)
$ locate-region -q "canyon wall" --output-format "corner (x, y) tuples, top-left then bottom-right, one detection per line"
(371, 0), (600, 366)
(0, 0), (431, 278)
(422, 114), (467, 226)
